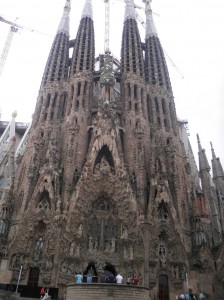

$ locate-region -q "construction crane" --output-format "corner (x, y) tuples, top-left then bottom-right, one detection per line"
(0, 17), (21, 76)
(104, 0), (110, 53)
(0, 16), (52, 76)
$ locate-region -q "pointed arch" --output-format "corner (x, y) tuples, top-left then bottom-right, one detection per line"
(93, 145), (115, 174)
(157, 200), (169, 220)
(35, 189), (51, 211)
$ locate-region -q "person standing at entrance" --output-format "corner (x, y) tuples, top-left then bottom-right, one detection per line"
(180, 292), (185, 299)
(87, 274), (92, 283)
(40, 287), (45, 299)
(75, 272), (83, 284)
(116, 273), (123, 284)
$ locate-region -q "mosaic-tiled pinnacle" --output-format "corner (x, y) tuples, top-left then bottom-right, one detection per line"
(124, 0), (136, 21)
(82, 0), (93, 20)
(145, 0), (158, 38)
(57, 0), (71, 35)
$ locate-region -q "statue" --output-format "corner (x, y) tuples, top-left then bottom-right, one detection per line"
(121, 225), (128, 239)
(99, 157), (111, 174)
(160, 254), (166, 268)
(111, 237), (116, 253)
(93, 239), (98, 251)
(69, 241), (75, 256)
(159, 244), (167, 267)
(75, 244), (80, 257)
(129, 245), (134, 260)
(88, 236), (93, 251)
(104, 242), (111, 252)
(124, 245), (127, 259)
(175, 266), (179, 279)
(33, 237), (43, 262)
(77, 224), (83, 237)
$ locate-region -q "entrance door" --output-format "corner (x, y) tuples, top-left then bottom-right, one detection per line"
(27, 267), (40, 287)
(158, 275), (169, 300)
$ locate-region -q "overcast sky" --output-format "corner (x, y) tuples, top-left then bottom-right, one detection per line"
(0, 0), (223, 168)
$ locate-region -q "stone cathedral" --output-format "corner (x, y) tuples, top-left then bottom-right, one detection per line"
(0, 0), (224, 299)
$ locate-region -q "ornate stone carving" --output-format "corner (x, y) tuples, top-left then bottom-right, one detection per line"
(33, 237), (43, 262)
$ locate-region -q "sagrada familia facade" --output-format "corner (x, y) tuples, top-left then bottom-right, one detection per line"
(0, 0), (224, 299)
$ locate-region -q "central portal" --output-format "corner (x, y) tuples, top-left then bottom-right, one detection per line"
(158, 275), (169, 300)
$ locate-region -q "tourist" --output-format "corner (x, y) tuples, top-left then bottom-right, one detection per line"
(87, 274), (92, 283)
(75, 272), (83, 284)
(133, 274), (139, 285)
(40, 287), (45, 299)
(116, 273), (123, 284)
(126, 276), (131, 285)
(108, 273), (116, 283)
(180, 292), (185, 299)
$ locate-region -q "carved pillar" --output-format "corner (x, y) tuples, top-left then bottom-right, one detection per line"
(51, 218), (64, 286)
(141, 223), (151, 287)
(99, 219), (105, 251)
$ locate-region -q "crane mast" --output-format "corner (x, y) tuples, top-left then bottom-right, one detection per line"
(0, 18), (20, 76)
(104, 0), (110, 53)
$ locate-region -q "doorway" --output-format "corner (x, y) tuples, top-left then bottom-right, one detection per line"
(27, 267), (40, 287)
(158, 275), (169, 300)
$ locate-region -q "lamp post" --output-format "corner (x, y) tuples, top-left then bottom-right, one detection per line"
(15, 265), (23, 294)
(186, 271), (189, 296)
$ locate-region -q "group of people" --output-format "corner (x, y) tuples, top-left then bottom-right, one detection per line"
(126, 274), (140, 285)
(74, 272), (124, 284)
(176, 291), (207, 300)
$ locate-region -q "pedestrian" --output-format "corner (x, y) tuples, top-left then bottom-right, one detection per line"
(185, 291), (189, 300)
(133, 274), (139, 285)
(116, 272), (123, 284)
(75, 271), (83, 284)
(40, 287), (45, 299)
(126, 276), (131, 285)
(42, 289), (49, 300)
(180, 292), (185, 299)
(108, 273), (116, 283)
(87, 273), (92, 283)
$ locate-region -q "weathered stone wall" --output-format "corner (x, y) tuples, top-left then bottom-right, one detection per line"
(66, 283), (150, 300)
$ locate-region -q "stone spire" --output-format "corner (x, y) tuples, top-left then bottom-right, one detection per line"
(124, 0), (136, 21)
(145, 0), (158, 39)
(197, 135), (222, 245)
(121, 0), (144, 77)
(211, 142), (224, 180)
(33, 0), (70, 127)
(197, 134), (210, 172)
(210, 142), (224, 232)
(144, 0), (172, 92)
(41, 0), (70, 86)
(70, 0), (95, 74)
(82, 0), (93, 19)
(57, 0), (71, 35)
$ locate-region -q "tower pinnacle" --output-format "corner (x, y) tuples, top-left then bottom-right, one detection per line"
(57, 0), (71, 35)
(124, 0), (136, 21)
(82, 0), (93, 20)
(144, 0), (158, 38)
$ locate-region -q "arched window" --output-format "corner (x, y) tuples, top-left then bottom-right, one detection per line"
(157, 201), (169, 220)
(162, 98), (166, 114)
(94, 145), (115, 174)
(134, 84), (137, 99)
(77, 82), (81, 96)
